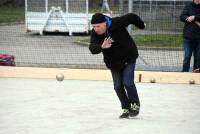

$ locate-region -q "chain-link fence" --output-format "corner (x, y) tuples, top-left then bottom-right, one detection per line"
(0, 0), (192, 71)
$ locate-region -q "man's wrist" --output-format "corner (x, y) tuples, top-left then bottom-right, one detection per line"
(101, 44), (104, 49)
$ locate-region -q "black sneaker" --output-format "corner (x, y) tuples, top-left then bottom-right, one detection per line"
(119, 109), (129, 118)
(129, 103), (140, 117)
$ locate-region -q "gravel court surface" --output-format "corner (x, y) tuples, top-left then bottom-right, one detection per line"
(0, 78), (200, 134)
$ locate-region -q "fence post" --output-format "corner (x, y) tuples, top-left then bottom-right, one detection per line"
(66, 0), (68, 13)
(25, 0), (27, 27)
(45, 0), (48, 13)
(128, 0), (133, 35)
(86, 0), (89, 14)
(119, 0), (123, 15)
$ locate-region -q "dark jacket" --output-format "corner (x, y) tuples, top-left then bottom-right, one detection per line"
(89, 13), (145, 70)
(180, 2), (200, 39)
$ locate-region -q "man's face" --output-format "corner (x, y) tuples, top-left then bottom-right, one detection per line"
(194, 0), (200, 5)
(92, 22), (106, 35)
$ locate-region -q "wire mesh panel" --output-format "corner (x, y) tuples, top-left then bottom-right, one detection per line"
(27, 0), (46, 12)
(48, 0), (66, 12)
(122, 0), (188, 71)
(68, 0), (87, 13)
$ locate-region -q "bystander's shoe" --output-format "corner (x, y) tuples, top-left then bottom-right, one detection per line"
(192, 68), (200, 73)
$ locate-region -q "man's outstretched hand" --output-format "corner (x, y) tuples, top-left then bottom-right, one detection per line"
(101, 37), (114, 49)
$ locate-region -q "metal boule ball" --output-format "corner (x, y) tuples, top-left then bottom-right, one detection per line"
(189, 79), (195, 84)
(56, 73), (64, 82)
(150, 78), (156, 83)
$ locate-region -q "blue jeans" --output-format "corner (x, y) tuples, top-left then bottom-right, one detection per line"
(182, 38), (200, 72)
(111, 62), (140, 109)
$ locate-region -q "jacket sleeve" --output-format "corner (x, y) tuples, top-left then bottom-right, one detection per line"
(194, 14), (200, 22)
(116, 13), (145, 29)
(89, 31), (102, 54)
(180, 4), (189, 22)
